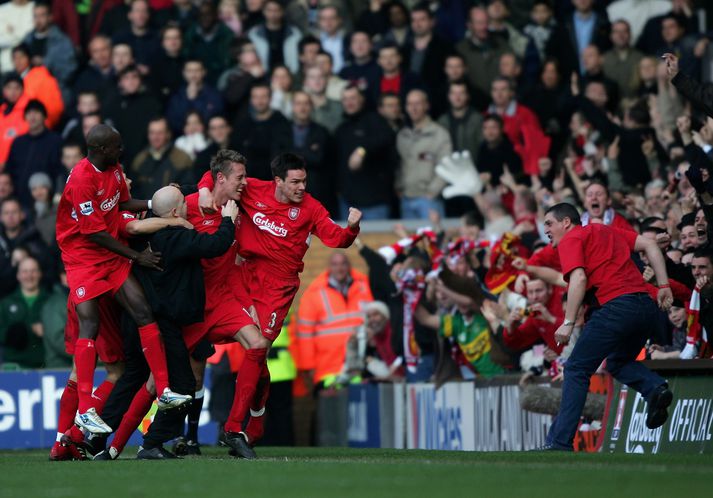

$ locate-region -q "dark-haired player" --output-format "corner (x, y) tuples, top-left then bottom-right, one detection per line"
(197, 151), (361, 458)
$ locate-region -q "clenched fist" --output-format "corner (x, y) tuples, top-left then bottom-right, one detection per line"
(347, 207), (362, 228)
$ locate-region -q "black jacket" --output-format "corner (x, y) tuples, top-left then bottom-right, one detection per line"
(403, 35), (453, 95)
(104, 91), (163, 166)
(135, 217), (234, 325)
(334, 110), (396, 207)
(289, 121), (335, 215)
(576, 95), (665, 188)
(231, 111), (292, 180)
(672, 71), (713, 119)
(545, 13), (611, 77)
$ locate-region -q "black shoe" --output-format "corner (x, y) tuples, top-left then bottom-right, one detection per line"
(225, 432), (257, 460)
(92, 449), (117, 461)
(184, 440), (201, 456)
(136, 446), (180, 460)
(217, 424), (229, 447)
(173, 437), (202, 457)
(172, 436), (187, 456)
(87, 434), (108, 457)
(646, 384), (673, 429)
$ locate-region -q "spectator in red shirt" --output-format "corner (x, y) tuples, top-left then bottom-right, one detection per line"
(581, 180), (634, 231)
(504, 278), (564, 354)
(486, 76), (550, 175)
(542, 202), (673, 451)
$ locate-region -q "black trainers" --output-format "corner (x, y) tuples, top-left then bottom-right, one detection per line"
(646, 384), (673, 429)
(92, 448), (118, 461)
(183, 440), (201, 456)
(173, 437), (202, 457)
(225, 431), (257, 460)
(136, 445), (180, 460)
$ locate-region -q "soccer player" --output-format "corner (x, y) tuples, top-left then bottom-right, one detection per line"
(92, 186), (239, 460)
(98, 150), (259, 459)
(197, 151), (362, 458)
(543, 203), (674, 451)
(52, 209), (194, 460)
(55, 124), (191, 435)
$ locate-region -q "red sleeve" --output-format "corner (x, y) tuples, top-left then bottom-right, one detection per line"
(527, 244), (561, 270)
(71, 178), (108, 235)
(557, 233), (585, 281)
(118, 168), (130, 203)
(117, 212), (136, 239)
(198, 171), (214, 191)
(311, 201), (359, 248)
(503, 319), (541, 351)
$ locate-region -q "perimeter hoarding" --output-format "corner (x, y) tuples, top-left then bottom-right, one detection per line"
(605, 377), (713, 454)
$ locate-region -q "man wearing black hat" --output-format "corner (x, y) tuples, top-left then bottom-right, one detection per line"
(5, 99), (62, 212)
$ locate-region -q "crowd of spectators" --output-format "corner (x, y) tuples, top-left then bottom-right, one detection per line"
(1, 0), (712, 377)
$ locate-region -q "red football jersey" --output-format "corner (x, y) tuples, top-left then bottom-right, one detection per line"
(558, 224), (648, 305)
(199, 173), (359, 276)
(185, 192), (237, 287)
(56, 159), (130, 268)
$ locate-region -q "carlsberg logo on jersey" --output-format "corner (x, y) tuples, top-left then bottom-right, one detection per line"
(100, 191), (121, 211)
(253, 212), (288, 237)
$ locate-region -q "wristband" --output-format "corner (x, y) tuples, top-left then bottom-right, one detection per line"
(147, 200), (152, 210)
(658, 283), (670, 289)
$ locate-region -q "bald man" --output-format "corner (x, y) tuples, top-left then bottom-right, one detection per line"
(56, 125), (192, 435)
(95, 187), (240, 460)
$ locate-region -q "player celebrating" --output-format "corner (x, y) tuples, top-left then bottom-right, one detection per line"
(56, 124), (191, 435)
(197, 152), (362, 458)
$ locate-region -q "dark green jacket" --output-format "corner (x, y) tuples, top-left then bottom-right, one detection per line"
(0, 288), (49, 368)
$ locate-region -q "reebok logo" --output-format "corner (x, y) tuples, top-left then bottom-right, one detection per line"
(252, 212), (288, 237)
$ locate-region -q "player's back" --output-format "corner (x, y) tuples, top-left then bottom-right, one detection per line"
(185, 192), (237, 286)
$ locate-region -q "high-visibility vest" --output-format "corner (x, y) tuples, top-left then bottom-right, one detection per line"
(295, 270), (373, 383)
(268, 311), (297, 383)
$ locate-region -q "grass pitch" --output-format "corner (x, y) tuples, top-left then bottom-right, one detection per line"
(0, 446), (710, 498)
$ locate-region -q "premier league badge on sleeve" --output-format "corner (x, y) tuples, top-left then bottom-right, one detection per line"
(79, 201), (94, 216)
(288, 207), (300, 220)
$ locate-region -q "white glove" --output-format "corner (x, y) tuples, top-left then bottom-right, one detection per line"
(435, 151), (482, 199)
(679, 342), (697, 360)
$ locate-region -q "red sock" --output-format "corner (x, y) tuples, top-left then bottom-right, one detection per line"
(245, 363), (270, 443)
(75, 339), (98, 413)
(224, 349), (267, 434)
(110, 384), (154, 453)
(138, 323), (169, 395)
(93, 380), (115, 415)
(57, 380), (78, 434)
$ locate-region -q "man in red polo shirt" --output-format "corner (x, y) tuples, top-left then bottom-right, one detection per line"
(542, 202), (673, 451)
(504, 278), (564, 354)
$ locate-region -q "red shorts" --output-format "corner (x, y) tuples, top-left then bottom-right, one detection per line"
(65, 257), (132, 305)
(65, 296), (124, 363)
(182, 285), (255, 352)
(232, 262), (300, 341)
